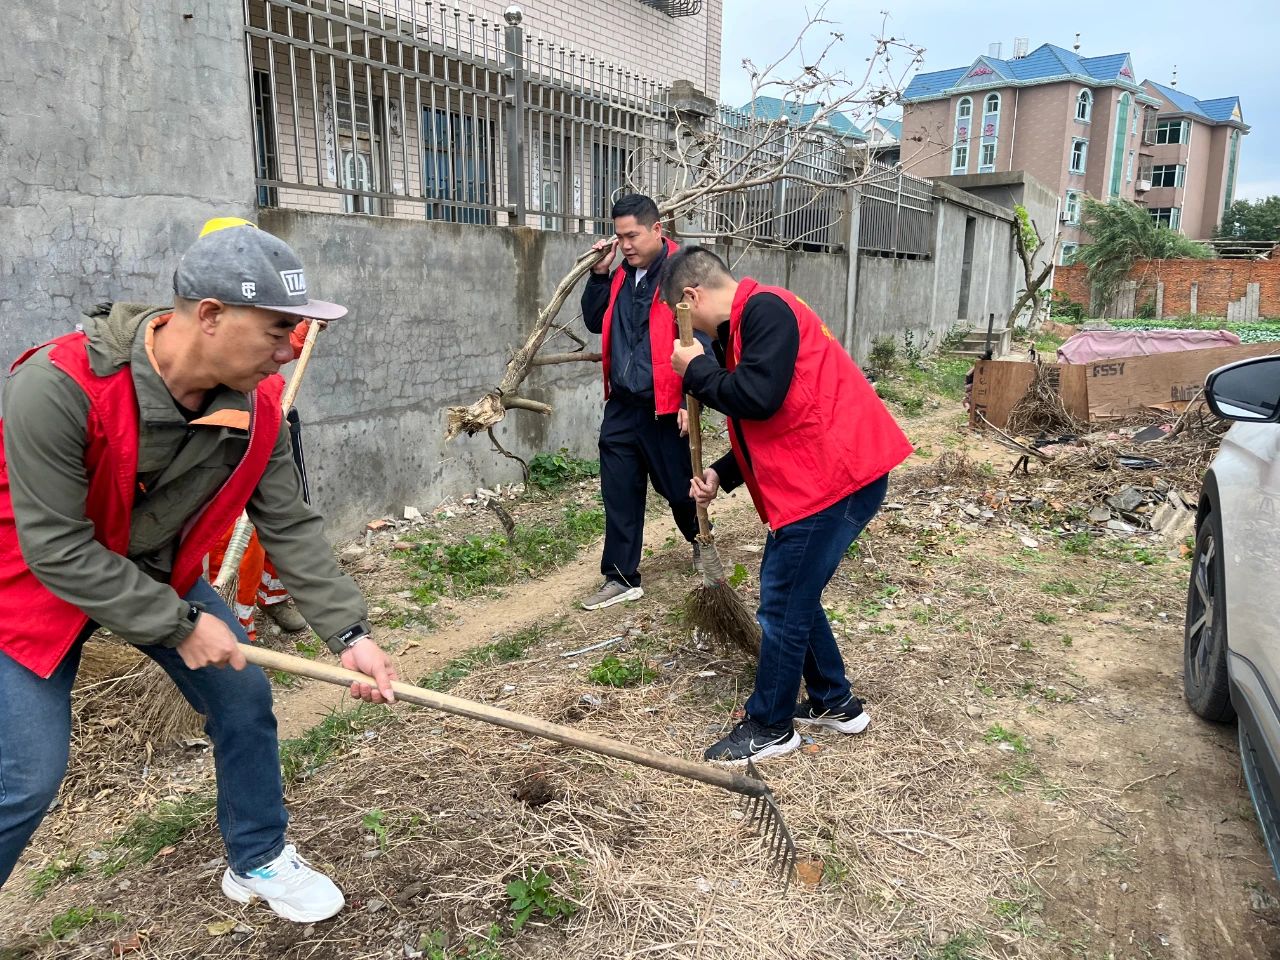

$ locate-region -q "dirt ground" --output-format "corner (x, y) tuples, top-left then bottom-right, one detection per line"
(3, 380), (1279, 960)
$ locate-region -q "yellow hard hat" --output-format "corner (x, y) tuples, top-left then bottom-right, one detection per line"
(198, 216), (257, 238)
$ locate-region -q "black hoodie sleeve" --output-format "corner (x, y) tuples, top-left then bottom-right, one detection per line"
(581, 272), (612, 335)
(681, 293), (799, 421)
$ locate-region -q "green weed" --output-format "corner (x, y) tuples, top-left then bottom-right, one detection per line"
(1033, 611), (1058, 625)
(1041, 578), (1080, 596)
(417, 623), (549, 692)
(30, 855), (84, 898)
(363, 809), (390, 850)
(929, 930), (988, 960)
(588, 655), (657, 687)
(110, 793), (217, 864)
(420, 926), (505, 960)
(279, 702), (391, 785)
(528, 448), (600, 491)
(48, 907), (122, 941)
(507, 867), (578, 932)
(983, 724), (1029, 754)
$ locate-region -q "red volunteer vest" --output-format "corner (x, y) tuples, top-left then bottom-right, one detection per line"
(600, 237), (683, 415)
(725, 279), (914, 529)
(0, 332), (284, 678)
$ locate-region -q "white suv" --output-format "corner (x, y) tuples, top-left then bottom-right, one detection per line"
(1184, 355), (1280, 878)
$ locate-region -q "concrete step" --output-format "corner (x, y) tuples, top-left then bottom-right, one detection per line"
(954, 326), (1013, 357)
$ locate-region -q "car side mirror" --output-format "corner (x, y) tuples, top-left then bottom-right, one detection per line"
(1205, 356), (1280, 423)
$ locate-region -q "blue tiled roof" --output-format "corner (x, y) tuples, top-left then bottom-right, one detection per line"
(1145, 82), (1243, 124)
(880, 119), (902, 139)
(737, 97), (868, 140)
(1200, 97), (1242, 122)
(903, 42), (1139, 101)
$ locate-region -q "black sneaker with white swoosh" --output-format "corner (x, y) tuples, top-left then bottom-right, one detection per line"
(793, 696), (870, 734)
(703, 718), (802, 765)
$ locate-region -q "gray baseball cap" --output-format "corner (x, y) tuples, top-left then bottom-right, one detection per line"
(173, 225), (347, 321)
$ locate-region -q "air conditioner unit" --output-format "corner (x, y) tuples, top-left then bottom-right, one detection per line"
(1059, 213), (1071, 223)
(1135, 179), (1152, 193)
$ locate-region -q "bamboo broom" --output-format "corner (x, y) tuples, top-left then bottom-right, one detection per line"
(675, 303), (761, 660)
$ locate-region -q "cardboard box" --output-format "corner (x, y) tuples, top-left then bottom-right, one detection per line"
(969, 342), (1280, 430)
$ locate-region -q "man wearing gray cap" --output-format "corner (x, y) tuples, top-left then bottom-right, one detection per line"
(0, 223), (393, 922)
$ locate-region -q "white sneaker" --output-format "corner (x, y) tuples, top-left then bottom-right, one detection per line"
(221, 844), (345, 922)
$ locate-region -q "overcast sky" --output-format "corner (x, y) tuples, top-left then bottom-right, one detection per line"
(718, 0), (1275, 201)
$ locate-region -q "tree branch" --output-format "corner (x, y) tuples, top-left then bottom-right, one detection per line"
(532, 352), (603, 366)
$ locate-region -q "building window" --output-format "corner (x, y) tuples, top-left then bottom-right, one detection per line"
(952, 97), (972, 173)
(252, 70), (278, 208)
(1149, 207), (1182, 230)
(1150, 164), (1185, 188)
(423, 108), (494, 224)
(1126, 151), (1134, 183)
(978, 93), (1000, 172)
(1224, 129), (1241, 218)
(1076, 90), (1092, 122)
(979, 141), (997, 171)
(1155, 119), (1188, 144)
(1061, 242), (1079, 265)
(1109, 93), (1131, 198)
(1131, 108), (1139, 137)
(1064, 191), (1081, 224)
(1070, 138), (1088, 174)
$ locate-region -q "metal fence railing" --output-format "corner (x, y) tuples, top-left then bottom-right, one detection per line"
(244, 0), (667, 232)
(244, 1), (934, 255)
(857, 161), (934, 258)
(696, 105), (851, 250)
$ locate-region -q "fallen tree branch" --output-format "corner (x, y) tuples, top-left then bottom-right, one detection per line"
(532, 352), (602, 366)
(501, 396), (554, 416)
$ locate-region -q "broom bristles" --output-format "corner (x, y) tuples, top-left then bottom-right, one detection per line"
(76, 642), (205, 743)
(685, 539), (761, 660)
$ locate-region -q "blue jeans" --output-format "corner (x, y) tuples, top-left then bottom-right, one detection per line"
(746, 475), (889, 728)
(0, 579), (287, 887)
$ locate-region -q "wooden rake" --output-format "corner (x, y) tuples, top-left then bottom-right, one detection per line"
(241, 646), (797, 885)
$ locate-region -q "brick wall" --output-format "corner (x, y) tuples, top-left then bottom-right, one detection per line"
(1053, 259), (1280, 318)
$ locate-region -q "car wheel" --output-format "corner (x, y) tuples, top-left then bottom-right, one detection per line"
(1184, 507), (1235, 721)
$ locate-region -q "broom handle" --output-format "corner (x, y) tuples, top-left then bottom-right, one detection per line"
(211, 320), (326, 589)
(675, 304), (712, 538)
(240, 645), (769, 799)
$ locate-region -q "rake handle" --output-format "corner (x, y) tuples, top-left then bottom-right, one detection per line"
(241, 645), (769, 798)
(675, 304), (713, 539)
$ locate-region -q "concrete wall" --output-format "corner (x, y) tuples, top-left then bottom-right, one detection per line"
(936, 171), (1058, 314)
(0, 0), (257, 383)
(259, 210), (611, 532)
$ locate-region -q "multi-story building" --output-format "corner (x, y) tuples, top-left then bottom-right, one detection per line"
(900, 42), (1161, 263)
(860, 117), (901, 165)
(900, 41), (1248, 252)
(1137, 82), (1248, 240)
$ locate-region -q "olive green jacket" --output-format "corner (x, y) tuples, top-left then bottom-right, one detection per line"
(1, 302), (368, 651)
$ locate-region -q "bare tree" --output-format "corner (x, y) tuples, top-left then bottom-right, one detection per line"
(445, 7), (929, 455)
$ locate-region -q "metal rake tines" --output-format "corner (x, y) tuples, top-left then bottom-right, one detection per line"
(743, 760), (797, 890)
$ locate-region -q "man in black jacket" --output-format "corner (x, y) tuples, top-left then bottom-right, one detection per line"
(578, 195), (708, 610)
